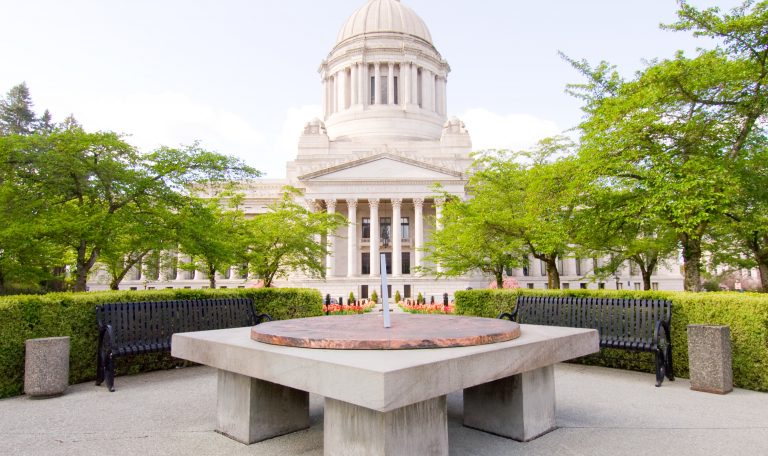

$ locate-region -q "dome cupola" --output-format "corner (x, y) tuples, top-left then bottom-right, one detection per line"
(318, 0), (451, 142)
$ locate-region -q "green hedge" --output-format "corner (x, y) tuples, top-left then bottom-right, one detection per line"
(455, 289), (768, 392)
(0, 288), (322, 399)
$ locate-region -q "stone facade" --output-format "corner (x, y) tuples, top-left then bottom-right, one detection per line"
(88, 0), (684, 297)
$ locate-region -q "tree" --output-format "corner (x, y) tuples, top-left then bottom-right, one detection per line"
(0, 83), (36, 135)
(465, 141), (585, 290)
(0, 128), (260, 292)
(422, 193), (523, 288)
(176, 196), (249, 289)
(243, 189), (345, 288)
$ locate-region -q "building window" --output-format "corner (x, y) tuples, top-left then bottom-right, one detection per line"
(383, 252), (392, 274)
(370, 76), (375, 105)
(380, 217), (392, 241)
(562, 283), (570, 290)
(401, 217), (410, 241)
(361, 284), (369, 299)
(361, 253), (370, 275)
(404, 284), (411, 298)
(598, 283), (605, 289)
(630, 261), (639, 276)
(617, 282), (624, 290)
(652, 282), (659, 291)
(402, 252), (411, 274)
(580, 283), (587, 289)
(527, 283), (534, 289)
(540, 261), (547, 276)
(522, 260), (530, 277)
(634, 282), (642, 290)
(362, 217), (370, 240)
(394, 76), (399, 104)
(387, 285), (392, 298)
(575, 258), (582, 276)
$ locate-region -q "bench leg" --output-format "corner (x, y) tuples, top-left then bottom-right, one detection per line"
(324, 396), (448, 456)
(463, 365), (556, 442)
(216, 370), (309, 444)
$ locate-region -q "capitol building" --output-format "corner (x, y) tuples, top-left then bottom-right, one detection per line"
(92, 0), (684, 296)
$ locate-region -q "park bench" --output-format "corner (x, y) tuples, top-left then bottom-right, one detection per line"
(499, 296), (674, 387)
(95, 298), (272, 392)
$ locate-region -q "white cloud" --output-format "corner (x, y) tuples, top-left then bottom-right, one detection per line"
(459, 108), (561, 152)
(274, 104), (322, 158)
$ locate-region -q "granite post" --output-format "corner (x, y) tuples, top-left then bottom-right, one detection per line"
(687, 325), (733, 394)
(24, 336), (70, 398)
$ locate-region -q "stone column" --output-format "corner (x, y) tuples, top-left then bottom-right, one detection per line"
(412, 65), (420, 107)
(392, 198), (402, 277)
(351, 65), (358, 106)
(440, 76), (448, 116)
(374, 63), (381, 105)
(403, 62), (411, 107)
(369, 199), (380, 277)
(388, 62), (395, 105)
(338, 70), (347, 112)
(414, 198), (424, 271)
(347, 199), (358, 278)
(361, 63), (369, 107)
(322, 77), (328, 117)
(325, 199), (336, 277)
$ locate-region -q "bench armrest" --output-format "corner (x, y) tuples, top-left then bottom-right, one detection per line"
(254, 313), (273, 325)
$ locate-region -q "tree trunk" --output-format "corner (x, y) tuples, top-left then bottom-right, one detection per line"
(73, 241), (100, 292)
(494, 270), (504, 289)
(747, 233), (768, 293)
(208, 264), (216, 289)
(680, 233), (703, 292)
(545, 258), (560, 290)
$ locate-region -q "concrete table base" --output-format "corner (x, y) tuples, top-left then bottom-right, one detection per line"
(464, 365), (556, 441)
(324, 396), (448, 456)
(216, 370), (309, 444)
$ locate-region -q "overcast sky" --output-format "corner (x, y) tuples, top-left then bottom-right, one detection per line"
(1, 0), (744, 178)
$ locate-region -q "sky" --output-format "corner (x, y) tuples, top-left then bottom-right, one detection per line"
(0, 0), (745, 178)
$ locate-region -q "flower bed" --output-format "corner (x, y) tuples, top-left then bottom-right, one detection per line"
(323, 300), (376, 315)
(399, 300), (455, 314)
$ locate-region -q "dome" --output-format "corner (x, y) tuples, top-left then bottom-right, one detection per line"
(336, 0), (433, 46)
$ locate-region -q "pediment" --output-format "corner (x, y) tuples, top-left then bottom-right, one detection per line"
(299, 153), (463, 181)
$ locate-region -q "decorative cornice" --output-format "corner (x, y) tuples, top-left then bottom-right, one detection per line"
(298, 151), (464, 181)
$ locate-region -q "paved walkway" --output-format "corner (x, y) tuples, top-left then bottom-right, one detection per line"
(1, 364), (766, 456)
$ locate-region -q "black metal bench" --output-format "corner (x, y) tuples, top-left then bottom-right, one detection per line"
(95, 298), (272, 391)
(499, 296), (674, 387)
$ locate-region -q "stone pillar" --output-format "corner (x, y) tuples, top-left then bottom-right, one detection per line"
(392, 198), (402, 277)
(217, 370), (309, 444)
(414, 198), (424, 271)
(464, 365), (556, 442)
(337, 70), (347, 112)
(403, 62), (411, 107)
(324, 396), (448, 456)
(322, 77), (328, 117)
(374, 63), (381, 105)
(370, 199), (380, 277)
(364, 63), (370, 107)
(325, 199), (336, 277)
(347, 199), (358, 278)
(412, 65), (420, 107)
(688, 325), (733, 394)
(440, 76), (448, 116)
(388, 62), (395, 105)
(350, 64), (358, 106)
(423, 69), (434, 112)
(24, 337), (70, 397)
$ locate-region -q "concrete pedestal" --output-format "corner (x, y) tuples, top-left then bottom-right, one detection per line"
(216, 370), (309, 444)
(24, 336), (70, 398)
(324, 396), (448, 456)
(687, 325), (733, 395)
(463, 365), (556, 441)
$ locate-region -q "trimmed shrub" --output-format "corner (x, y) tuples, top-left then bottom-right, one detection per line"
(0, 288), (322, 399)
(455, 289), (768, 392)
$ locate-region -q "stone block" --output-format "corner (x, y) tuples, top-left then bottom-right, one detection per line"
(216, 370), (309, 444)
(324, 395), (448, 456)
(463, 365), (556, 441)
(24, 336), (70, 398)
(687, 325), (733, 395)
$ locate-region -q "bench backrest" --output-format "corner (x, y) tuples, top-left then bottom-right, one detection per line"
(96, 298), (257, 347)
(515, 296), (671, 342)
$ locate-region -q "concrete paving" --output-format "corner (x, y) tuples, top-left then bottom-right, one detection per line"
(1, 363), (766, 456)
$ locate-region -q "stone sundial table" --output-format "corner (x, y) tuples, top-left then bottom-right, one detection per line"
(171, 314), (599, 456)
